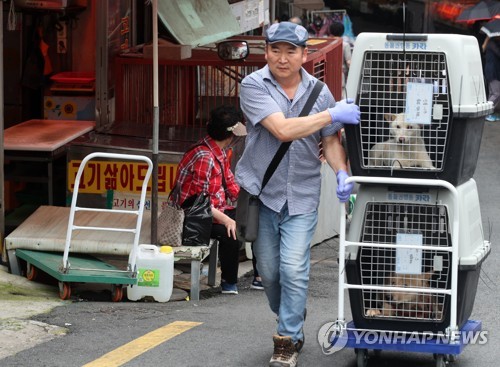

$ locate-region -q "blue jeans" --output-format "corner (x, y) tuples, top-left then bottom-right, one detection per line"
(253, 203), (318, 344)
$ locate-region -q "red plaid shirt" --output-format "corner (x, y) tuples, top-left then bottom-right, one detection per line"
(175, 137), (239, 217)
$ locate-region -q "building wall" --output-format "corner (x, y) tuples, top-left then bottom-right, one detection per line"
(71, 0), (96, 73)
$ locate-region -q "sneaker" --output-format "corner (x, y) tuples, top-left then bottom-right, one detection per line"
(269, 335), (299, 367)
(275, 308), (307, 353)
(251, 278), (264, 290)
(221, 281), (238, 295)
(486, 114), (500, 122)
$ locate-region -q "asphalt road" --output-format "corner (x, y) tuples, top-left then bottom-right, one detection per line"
(1, 121), (499, 367)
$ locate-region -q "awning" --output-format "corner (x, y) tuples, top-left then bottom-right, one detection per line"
(158, 0), (242, 46)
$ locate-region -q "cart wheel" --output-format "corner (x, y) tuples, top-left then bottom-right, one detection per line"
(26, 263), (37, 281)
(111, 285), (123, 302)
(58, 282), (71, 300)
(435, 354), (446, 367)
(356, 349), (368, 367)
(447, 354), (456, 363)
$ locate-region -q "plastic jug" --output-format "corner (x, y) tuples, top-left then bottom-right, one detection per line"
(127, 244), (174, 302)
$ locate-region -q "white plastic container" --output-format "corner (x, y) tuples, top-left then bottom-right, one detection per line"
(127, 244), (174, 302)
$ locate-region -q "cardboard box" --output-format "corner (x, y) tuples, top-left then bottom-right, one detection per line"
(143, 39), (192, 60)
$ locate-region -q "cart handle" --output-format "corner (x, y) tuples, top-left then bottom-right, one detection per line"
(63, 152), (154, 274)
(337, 176), (460, 340)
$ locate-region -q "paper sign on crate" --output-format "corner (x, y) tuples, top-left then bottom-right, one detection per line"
(405, 82), (433, 125)
(396, 232), (423, 274)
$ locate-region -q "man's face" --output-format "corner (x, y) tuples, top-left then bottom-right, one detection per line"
(265, 42), (307, 80)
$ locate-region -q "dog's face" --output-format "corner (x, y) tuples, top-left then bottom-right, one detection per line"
(384, 113), (422, 144)
(385, 272), (433, 304)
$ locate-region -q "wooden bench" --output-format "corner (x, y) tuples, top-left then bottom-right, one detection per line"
(172, 239), (219, 301)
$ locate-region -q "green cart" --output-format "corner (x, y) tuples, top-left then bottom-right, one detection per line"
(15, 152), (153, 302)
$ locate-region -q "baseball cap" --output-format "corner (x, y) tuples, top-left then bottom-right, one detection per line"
(266, 21), (308, 47)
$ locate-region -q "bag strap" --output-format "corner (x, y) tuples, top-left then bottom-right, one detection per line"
(259, 80), (325, 195)
(211, 151), (227, 191)
(168, 141), (210, 204)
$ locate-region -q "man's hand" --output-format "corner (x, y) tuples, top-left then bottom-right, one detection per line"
(328, 98), (360, 125)
(336, 170), (354, 202)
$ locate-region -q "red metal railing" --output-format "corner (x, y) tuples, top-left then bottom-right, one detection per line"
(114, 36), (343, 130)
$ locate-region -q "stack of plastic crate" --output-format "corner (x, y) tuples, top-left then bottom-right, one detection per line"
(339, 33), (492, 336)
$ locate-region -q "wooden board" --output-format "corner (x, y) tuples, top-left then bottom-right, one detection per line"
(5, 205), (151, 255)
(4, 119), (95, 152)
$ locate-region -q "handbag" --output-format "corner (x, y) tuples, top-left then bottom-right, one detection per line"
(158, 187), (213, 247)
(157, 198), (185, 247)
(236, 81), (325, 242)
(181, 192), (213, 246)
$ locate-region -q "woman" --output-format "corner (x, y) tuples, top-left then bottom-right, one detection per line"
(175, 105), (246, 294)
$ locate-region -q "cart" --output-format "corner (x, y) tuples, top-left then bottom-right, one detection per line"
(332, 319), (482, 367)
(332, 176), (490, 366)
(15, 152), (153, 301)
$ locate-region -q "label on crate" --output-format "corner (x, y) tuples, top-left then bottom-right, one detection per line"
(405, 82), (433, 125)
(395, 233), (423, 274)
(137, 268), (160, 287)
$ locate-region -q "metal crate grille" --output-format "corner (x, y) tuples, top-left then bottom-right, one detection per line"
(357, 51), (451, 171)
(359, 202), (450, 321)
(119, 64), (259, 128)
(313, 59), (326, 82)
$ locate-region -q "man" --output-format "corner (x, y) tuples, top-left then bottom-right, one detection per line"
(235, 21), (360, 367)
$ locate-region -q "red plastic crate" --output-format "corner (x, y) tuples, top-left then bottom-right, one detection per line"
(51, 72), (95, 84)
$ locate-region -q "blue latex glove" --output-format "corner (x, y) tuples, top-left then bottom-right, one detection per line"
(328, 99), (361, 125)
(336, 170), (354, 202)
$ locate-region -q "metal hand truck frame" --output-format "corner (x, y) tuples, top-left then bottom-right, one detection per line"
(332, 176), (488, 367)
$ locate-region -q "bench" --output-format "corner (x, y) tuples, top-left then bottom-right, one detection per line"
(172, 239), (219, 301)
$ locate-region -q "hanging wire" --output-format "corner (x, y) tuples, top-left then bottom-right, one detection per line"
(402, 2), (406, 56)
(8, 0), (16, 31)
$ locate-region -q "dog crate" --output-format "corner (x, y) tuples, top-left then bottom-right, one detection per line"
(344, 33), (493, 185)
(341, 178), (490, 333)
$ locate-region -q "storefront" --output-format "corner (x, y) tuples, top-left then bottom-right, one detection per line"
(1, 1), (344, 261)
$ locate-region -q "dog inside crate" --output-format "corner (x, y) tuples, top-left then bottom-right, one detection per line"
(359, 202), (450, 321)
(357, 51), (451, 171)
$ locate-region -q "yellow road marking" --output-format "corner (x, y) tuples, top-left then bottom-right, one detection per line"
(82, 321), (202, 367)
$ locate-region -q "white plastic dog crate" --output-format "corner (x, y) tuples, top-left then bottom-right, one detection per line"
(339, 177), (490, 334)
(344, 33), (493, 185)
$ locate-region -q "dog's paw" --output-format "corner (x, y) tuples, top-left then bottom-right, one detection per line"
(366, 309), (382, 317)
(413, 162), (435, 169)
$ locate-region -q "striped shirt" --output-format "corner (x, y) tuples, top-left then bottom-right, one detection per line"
(235, 65), (342, 215)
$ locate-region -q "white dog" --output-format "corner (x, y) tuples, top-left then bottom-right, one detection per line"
(368, 113), (435, 169)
